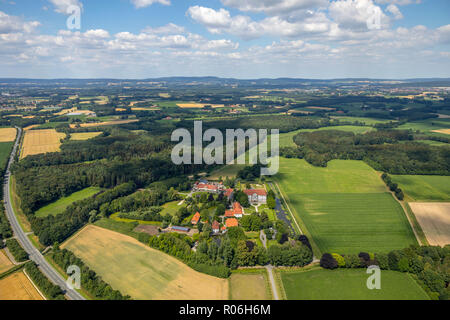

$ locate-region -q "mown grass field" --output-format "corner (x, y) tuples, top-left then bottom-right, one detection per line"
(229, 272), (272, 300)
(0, 141), (14, 169)
(276, 159), (386, 194)
(280, 268), (429, 300)
(35, 187), (101, 217)
(0, 271), (43, 300)
(62, 225), (228, 300)
(275, 158), (417, 254)
(291, 193), (416, 253)
(392, 175), (450, 201)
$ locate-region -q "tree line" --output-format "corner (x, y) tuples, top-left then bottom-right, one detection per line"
(320, 245), (450, 300)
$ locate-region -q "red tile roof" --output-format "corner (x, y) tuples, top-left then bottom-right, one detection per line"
(226, 218), (239, 228)
(232, 202), (243, 214)
(224, 189), (234, 197)
(212, 221), (220, 230)
(244, 189), (267, 196)
(191, 212), (201, 224)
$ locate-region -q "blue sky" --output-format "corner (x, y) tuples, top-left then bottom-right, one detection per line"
(0, 0), (449, 79)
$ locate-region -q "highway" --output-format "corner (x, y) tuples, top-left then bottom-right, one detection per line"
(3, 127), (85, 300)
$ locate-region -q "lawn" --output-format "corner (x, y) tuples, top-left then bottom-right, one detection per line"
(275, 158), (417, 254)
(35, 187), (102, 217)
(280, 268), (429, 300)
(229, 271), (271, 300)
(391, 175), (450, 201)
(160, 200), (185, 216)
(62, 225), (228, 300)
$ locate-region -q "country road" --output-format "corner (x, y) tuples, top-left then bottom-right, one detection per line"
(260, 230), (280, 300)
(3, 127), (85, 301)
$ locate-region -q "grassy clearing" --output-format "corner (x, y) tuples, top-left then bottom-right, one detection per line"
(0, 271), (44, 300)
(229, 271), (272, 300)
(330, 116), (394, 125)
(35, 187), (101, 218)
(392, 175), (450, 201)
(62, 225), (228, 300)
(275, 158), (416, 254)
(280, 268), (429, 300)
(209, 164), (246, 180)
(160, 200), (185, 216)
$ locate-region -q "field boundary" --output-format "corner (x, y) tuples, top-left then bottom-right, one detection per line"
(23, 269), (47, 300)
(272, 180), (322, 257)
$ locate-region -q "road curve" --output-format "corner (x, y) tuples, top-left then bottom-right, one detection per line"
(3, 127), (85, 301)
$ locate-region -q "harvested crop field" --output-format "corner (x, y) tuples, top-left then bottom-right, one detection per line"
(177, 103), (225, 109)
(0, 272), (43, 300)
(408, 202), (450, 246)
(229, 272), (271, 300)
(62, 225), (228, 300)
(70, 132), (102, 141)
(20, 129), (65, 158)
(0, 128), (17, 142)
(0, 249), (13, 273)
(69, 119), (139, 128)
(432, 129), (450, 135)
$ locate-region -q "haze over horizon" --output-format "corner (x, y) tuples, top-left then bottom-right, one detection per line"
(0, 0), (449, 79)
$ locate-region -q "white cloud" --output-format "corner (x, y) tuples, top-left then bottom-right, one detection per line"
(48, 0), (82, 14)
(329, 0), (389, 31)
(187, 6), (331, 40)
(220, 0), (328, 15)
(0, 11), (40, 34)
(142, 23), (185, 34)
(386, 4), (403, 20)
(375, 0), (420, 5)
(130, 0), (170, 9)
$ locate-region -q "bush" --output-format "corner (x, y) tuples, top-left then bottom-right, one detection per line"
(320, 253), (338, 269)
(331, 253), (346, 267)
(374, 253), (389, 270)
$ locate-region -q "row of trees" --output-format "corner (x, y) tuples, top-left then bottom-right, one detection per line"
(24, 262), (65, 300)
(5, 239), (28, 262)
(381, 173), (404, 200)
(51, 246), (130, 300)
(0, 204), (12, 248)
(148, 227), (313, 278)
(320, 245), (450, 300)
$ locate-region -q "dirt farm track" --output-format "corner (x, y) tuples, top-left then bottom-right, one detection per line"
(409, 202), (450, 246)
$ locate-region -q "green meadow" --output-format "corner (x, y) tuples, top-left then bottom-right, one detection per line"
(281, 268), (429, 300)
(35, 187), (102, 217)
(392, 175), (450, 201)
(0, 141), (14, 169)
(275, 158), (417, 254)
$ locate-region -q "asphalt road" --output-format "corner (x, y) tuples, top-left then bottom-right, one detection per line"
(3, 127), (85, 301)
